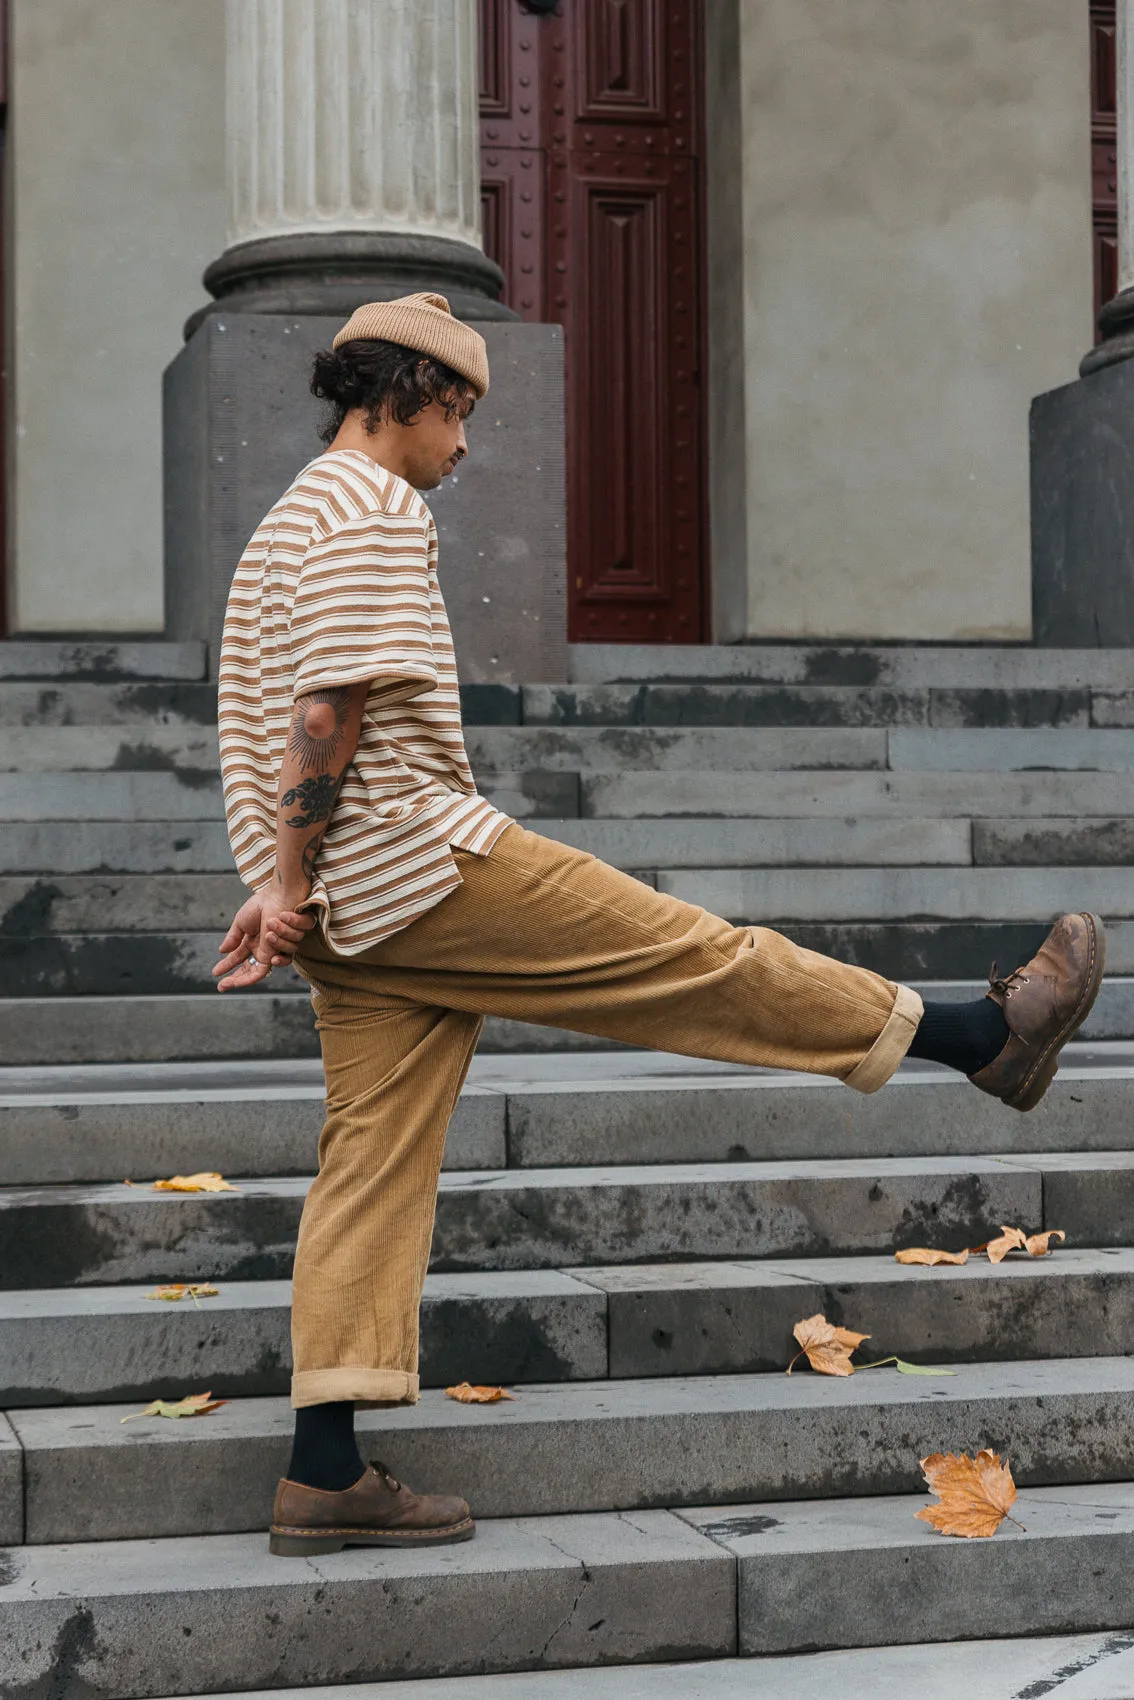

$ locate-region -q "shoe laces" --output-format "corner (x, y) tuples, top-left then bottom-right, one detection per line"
(988, 961), (1032, 1000)
(368, 1460), (401, 1491)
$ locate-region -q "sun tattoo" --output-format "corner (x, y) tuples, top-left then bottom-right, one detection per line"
(288, 688), (351, 770)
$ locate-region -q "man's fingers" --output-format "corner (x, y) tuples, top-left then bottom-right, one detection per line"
(212, 939), (252, 979)
(217, 957), (273, 993)
(266, 920), (305, 946)
(218, 922), (247, 956)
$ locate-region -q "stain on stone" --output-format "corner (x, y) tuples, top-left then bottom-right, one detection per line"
(0, 881), (64, 936)
(697, 1513), (782, 1541)
(4, 1603), (108, 1699)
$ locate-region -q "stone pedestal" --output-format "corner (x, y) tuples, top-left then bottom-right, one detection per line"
(1030, 359), (1134, 645)
(164, 316), (566, 683)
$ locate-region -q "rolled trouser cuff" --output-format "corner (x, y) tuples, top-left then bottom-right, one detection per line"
(843, 984), (924, 1095)
(291, 1367), (420, 1408)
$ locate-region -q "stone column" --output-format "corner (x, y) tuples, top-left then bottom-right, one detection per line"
(1082, 0), (1134, 373)
(190, 0), (509, 333)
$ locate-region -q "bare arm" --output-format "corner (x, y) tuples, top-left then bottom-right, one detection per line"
(214, 681), (369, 990)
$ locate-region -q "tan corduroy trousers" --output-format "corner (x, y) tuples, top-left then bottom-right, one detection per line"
(290, 823), (923, 1407)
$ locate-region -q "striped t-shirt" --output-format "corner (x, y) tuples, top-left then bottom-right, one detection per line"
(218, 448), (510, 956)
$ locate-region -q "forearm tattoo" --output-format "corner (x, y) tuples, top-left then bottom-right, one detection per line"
(281, 772), (342, 828)
(288, 688), (351, 771)
(301, 834), (321, 883)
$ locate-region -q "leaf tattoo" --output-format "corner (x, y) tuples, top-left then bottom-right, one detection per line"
(281, 772), (341, 828)
(288, 688), (351, 770)
(301, 834), (321, 883)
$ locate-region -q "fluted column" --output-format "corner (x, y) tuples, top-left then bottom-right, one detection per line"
(1083, 0), (1134, 372)
(190, 0), (509, 334)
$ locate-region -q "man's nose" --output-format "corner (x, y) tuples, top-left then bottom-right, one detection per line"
(455, 424), (468, 459)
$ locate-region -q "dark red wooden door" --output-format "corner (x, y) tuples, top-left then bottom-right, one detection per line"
(479, 0), (708, 643)
(1091, 0), (1118, 335)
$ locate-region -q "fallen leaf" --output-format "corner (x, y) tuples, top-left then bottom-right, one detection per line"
(445, 1383), (515, 1403)
(894, 1247), (970, 1267)
(120, 1391), (228, 1423)
(916, 1450), (1024, 1538)
(985, 1226), (1028, 1264)
(858, 1356), (957, 1377)
(1025, 1229), (1066, 1258)
(786, 1313), (869, 1377)
(152, 1172), (240, 1194)
(145, 1283), (220, 1306)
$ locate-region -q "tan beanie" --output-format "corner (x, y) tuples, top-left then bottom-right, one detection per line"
(331, 292), (490, 397)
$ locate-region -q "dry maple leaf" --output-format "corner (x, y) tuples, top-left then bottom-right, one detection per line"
(120, 1391), (228, 1423)
(145, 1283), (220, 1305)
(916, 1450), (1024, 1538)
(445, 1383), (515, 1403)
(984, 1226), (1028, 1264)
(1025, 1229), (1066, 1257)
(894, 1247), (970, 1267)
(152, 1172), (240, 1194)
(786, 1313), (869, 1377)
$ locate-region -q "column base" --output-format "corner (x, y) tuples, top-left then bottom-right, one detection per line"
(185, 232), (517, 339)
(1079, 287), (1134, 376)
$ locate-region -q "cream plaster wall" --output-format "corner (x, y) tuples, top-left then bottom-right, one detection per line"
(728, 0), (1094, 641)
(11, 0), (225, 632)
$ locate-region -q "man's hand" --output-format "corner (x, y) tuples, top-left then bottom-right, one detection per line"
(214, 889), (316, 993)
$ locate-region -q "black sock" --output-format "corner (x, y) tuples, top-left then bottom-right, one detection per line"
(286, 1401), (365, 1492)
(907, 997), (1010, 1077)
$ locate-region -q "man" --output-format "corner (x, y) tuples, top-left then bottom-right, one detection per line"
(214, 290), (1105, 1559)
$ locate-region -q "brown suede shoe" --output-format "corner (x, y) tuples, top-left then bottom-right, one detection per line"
(969, 912), (1105, 1112)
(269, 1461), (474, 1556)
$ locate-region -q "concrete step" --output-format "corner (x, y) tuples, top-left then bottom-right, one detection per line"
(9, 1356), (1134, 1541)
(583, 767), (1134, 818)
(0, 724), (219, 772)
(5, 1502), (1134, 1698)
(0, 639), (206, 680)
(0, 1270), (608, 1407)
(4, 864), (1128, 936)
(5, 962), (1134, 1064)
(2, 1044), (1132, 1186)
(678, 1482), (1134, 1656)
(0, 680), (518, 728)
(523, 681), (1113, 729)
(0, 1155), (1045, 1287)
(2, 917), (1129, 1002)
(566, 642), (1134, 690)
(158, 1633), (1134, 1700)
(659, 865), (1134, 922)
(0, 1515), (735, 1697)
(5, 1248), (1132, 1407)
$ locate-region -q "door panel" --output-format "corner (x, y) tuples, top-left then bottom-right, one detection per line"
(479, 0), (708, 643)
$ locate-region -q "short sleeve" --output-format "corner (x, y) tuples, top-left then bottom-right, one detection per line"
(290, 510), (438, 704)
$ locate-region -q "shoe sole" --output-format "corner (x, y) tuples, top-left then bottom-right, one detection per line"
(1008, 912), (1106, 1113)
(269, 1517), (476, 1556)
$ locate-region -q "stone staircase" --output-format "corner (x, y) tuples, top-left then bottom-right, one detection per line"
(3, 638), (1134, 1697)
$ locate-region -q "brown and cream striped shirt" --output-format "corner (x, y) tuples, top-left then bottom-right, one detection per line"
(218, 449), (510, 955)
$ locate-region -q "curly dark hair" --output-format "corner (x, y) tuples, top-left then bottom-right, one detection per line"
(310, 339), (475, 446)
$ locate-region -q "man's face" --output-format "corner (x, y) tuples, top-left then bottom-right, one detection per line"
(399, 395), (473, 491)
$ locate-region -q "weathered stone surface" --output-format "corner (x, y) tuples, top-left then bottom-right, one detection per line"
(0, 1158), (1041, 1287)
(580, 1250), (1134, 1377)
(0, 641), (206, 682)
(0, 1513), (734, 1694)
(0, 770), (225, 822)
(14, 1358), (1134, 1539)
(998, 1152), (1134, 1249)
(0, 992), (319, 1066)
(928, 688), (1090, 728)
(0, 1269), (606, 1407)
(581, 767), (1134, 819)
(888, 728), (1134, 772)
(0, 819), (235, 874)
(523, 684), (931, 729)
(658, 866), (1134, 923)
(0, 681), (219, 727)
(0, 1082), (503, 1185)
(0, 724), (220, 773)
(566, 643), (1134, 690)
(465, 726), (889, 774)
(1092, 690), (1134, 727)
(0, 874), (246, 934)
(525, 816), (972, 869)
(0, 1413), (22, 1544)
(681, 1482), (1134, 1653)
(974, 817), (1134, 866)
